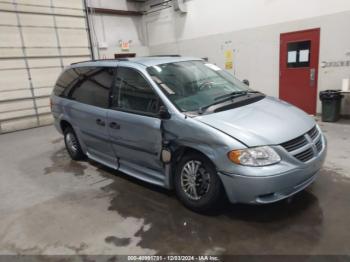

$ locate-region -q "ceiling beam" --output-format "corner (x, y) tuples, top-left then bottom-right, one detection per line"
(87, 7), (143, 16)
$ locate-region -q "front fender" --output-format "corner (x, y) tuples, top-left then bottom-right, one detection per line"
(162, 114), (246, 188)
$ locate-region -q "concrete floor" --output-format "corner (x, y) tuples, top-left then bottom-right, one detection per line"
(0, 120), (350, 256)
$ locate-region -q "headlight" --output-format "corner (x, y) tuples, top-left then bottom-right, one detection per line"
(228, 146), (281, 167)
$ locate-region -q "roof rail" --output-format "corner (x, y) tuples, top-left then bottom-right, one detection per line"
(147, 55), (181, 57)
(70, 58), (128, 65)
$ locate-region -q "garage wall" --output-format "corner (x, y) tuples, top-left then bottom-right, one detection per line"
(144, 0), (350, 115)
(88, 0), (149, 59)
(0, 0), (91, 133)
(145, 0), (350, 46)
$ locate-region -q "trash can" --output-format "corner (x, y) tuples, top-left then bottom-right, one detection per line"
(319, 90), (343, 122)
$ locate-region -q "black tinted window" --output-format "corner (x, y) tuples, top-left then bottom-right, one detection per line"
(70, 67), (114, 108)
(112, 68), (161, 115)
(53, 68), (80, 97)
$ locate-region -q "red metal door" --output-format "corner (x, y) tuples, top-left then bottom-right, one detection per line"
(279, 28), (320, 115)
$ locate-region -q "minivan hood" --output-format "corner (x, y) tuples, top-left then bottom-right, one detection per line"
(196, 97), (315, 147)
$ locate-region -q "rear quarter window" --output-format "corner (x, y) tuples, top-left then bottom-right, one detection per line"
(69, 67), (114, 109)
(53, 68), (79, 97)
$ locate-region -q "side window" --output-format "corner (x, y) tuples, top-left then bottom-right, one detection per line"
(69, 67), (114, 108)
(53, 68), (79, 97)
(112, 67), (161, 115)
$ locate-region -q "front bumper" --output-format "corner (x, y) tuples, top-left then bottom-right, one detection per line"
(218, 137), (327, 204)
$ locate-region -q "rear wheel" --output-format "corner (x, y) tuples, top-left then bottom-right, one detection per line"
(64, 127), (85, 160)
(174, 153), (224, 212)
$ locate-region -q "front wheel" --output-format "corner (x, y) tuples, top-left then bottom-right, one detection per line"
(174, 153), (224, 212)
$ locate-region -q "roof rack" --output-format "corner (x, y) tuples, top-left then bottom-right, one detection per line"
(70, 58), (128, 65)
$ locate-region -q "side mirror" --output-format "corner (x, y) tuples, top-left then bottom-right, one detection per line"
(243, 79), (250, 86)
(159, 106), (171, 119)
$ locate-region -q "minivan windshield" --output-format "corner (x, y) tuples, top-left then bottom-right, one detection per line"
(147, 60), (257, 112)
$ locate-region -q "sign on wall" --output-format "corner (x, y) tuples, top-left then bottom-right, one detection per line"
(224, 49), (234, 70)
(119, 40), (132, 52)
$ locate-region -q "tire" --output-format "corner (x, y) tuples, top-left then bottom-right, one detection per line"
(174, 152), (224, 212)
(64, 127), (85, 161)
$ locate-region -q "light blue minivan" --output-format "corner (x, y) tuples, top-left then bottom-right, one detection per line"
(51, 56), (327, 212)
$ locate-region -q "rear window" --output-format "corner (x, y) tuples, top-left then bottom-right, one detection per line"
(70, 67), (113, 108)
(53, 68), (79, 97)
(53, 67), (115, 109)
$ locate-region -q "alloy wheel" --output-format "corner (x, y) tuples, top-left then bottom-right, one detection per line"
(65, 132), (78, 155)
(180, 160), (211, 201)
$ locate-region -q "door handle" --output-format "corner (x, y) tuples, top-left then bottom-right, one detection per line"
(310, 68), (316, 87)
(96, 118), (106, 126)
(109, 122), (120, 130)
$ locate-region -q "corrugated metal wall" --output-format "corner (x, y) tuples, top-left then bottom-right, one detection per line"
(0, 0), (92, 133)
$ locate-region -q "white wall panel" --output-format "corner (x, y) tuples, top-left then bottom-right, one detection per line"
(0, 27), (22, 47)
(0, 90), (32, 101)
(0, 108), (36, 121)
(25, 48), (59, 57)
(0, 100), (34, 113)
(0, 0), (91, 133)
(0, 3), (15, 12)
(0, 48), (23, 58)
(55, 16), (86, 28)
(39, 114), (53, 125)
(0, 12), (18, 25)
(62, 56), (91, 66)
(37, 106), (51, 114)
(54, 8), (85, 17)
(27, 58), (61, 67)
(33, 87), (53, 97)
(54, 0), (84, 9)
(1, 117), (38, 133)
(22, 28), (57, 47)
(30, 67), (63, 87)
(58, 29), (90, 47)
(35, 97), (50, 107)
(61, 48), (90, 56)
(20, 13), (54, 27)
(17, 5), (52, 14)
(16, 0), (51, 6)
(0, 59), (26, 70)
(0, 70), (29, 90)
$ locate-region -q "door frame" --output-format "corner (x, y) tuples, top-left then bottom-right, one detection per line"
(107, 65), (165, 174)
(279, 28), (320, 115)
(66, 66), (117, 167)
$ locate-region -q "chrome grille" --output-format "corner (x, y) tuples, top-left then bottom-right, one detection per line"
(280, 125), (323, 163)
(295, 148), (314, 162)
(315, 138), (323, 152)
(307, 126), (319, 140)
(281, 135), (308, 152)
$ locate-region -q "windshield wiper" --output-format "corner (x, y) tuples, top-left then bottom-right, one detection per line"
(198, 91), (262, 114)
(214, 91), (260, 101)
